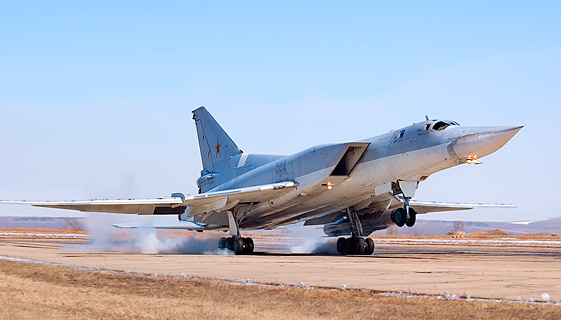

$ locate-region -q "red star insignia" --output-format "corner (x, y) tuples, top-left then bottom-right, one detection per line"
(215, 142), (221, 155)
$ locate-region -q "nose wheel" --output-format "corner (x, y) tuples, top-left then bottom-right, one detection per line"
(391, 207), (417, 227)
(405, 209), (416, 227)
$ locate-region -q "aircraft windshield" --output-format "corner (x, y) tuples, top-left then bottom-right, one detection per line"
(432, 120), (460, 131)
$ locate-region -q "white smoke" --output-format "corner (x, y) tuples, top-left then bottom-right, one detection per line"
(67, 214), (232, 255)
(285, 224), (377, 255)
(68, 215), (347, 255)
(280, 224), (339, 254)
(290, 238), (339, 255)
(131, 228), (232, 255)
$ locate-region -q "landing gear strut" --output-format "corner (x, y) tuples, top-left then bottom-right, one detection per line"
(336, 207), (374, 255)
(401, 197), (417, 228)
(220, 210), (255, 255)
(397, 180), (418, 228)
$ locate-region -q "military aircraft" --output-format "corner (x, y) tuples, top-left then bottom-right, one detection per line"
(1, 107), (522, 255)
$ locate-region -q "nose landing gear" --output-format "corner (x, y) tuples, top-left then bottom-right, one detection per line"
(391, 207), (417, 228)
(395, 180), (418, 228)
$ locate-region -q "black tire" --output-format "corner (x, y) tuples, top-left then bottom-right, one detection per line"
(231, 237), (239, 253)
(218, 237), (226, 249)
(365, 238), (375, 255)
(234, 237), (244, 255)
(337, 237), (346, 255)
(355, 238), (366, 255)
(406, 209), (417, 227)
(243, 238), (254, 254)
(393, 208), (406, 227)
(238, 237), (247, 255)
(225, 237), (233, 250)
(344, 238), (355, 255)
(245, 237), (254, 254)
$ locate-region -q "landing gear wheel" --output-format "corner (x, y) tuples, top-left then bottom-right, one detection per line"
(405, 209), (417, 227)
(220, 236), (255, 255)
(225, 237), (234, 250)
(344, 238), (365, 255)
(344, 238), (354, 255)
(364, 238), (375, 255)
(338, 237), (374, 255)
(392, 208), (407, 227)
(355, 238), (366, 255)
(230, 237), (243, 254)
(237, 237), (245, 255)
(218, 237), (226, 249)
(337, 237), (346, 255)
(243, 237), (254, 254)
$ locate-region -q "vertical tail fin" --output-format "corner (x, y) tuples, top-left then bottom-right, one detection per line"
(192, 107), (242, 172)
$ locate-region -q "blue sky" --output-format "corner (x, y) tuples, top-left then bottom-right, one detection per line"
(0, 1), (560, 222)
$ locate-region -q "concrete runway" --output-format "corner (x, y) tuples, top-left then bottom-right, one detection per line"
(1, 237), (560, 302)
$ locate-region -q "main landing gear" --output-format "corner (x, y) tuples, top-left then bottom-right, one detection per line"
(337, 237), (375, 255)
(220, 210), (255, 255)
(218, 236), (254, 255)
(336, 207), (375, 256)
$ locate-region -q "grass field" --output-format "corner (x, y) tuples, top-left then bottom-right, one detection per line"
(1, 259), (559, 320)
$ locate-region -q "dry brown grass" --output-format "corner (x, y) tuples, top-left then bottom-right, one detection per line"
(0, 259), (559, 320)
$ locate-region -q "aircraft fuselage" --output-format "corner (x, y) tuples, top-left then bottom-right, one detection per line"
(199, 120), (522, 230)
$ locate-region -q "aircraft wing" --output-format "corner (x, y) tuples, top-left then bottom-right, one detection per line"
(0, 181), (297, 215)
(408, 199), (518, 214)
(304, 194), (518, 227)
(386, 194), (517, 214)
(112, 220), (205, 230)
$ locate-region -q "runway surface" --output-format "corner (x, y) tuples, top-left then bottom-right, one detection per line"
(1, 235), (560, 302)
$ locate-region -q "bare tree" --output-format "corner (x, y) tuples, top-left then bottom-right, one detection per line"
(65, 218), (83, 231)
(451, 220), (464, 233)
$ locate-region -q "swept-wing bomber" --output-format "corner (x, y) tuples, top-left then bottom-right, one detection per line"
(1, 107), (522, 255)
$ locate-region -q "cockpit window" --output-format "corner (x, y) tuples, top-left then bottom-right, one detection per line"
(397, 130), (405, 139)
(432, 120), (460, 131)
(432, 121), (449, 131)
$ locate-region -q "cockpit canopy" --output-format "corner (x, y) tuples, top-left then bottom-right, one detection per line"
(431, 120), (460, 131)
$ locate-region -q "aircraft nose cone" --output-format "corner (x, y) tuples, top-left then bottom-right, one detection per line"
(448, 126), (523, 161)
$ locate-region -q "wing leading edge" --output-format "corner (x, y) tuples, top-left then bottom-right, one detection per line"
(0, 181), (297, 215)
